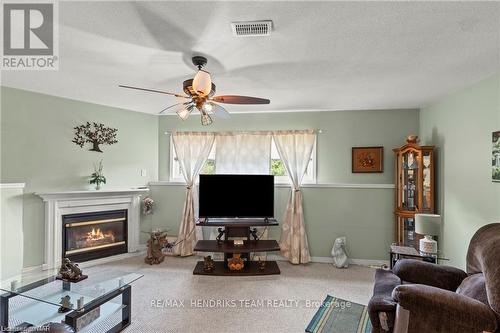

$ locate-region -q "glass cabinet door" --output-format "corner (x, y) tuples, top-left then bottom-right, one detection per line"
(400, 150), (419, 211)
(421, 151), (433, 212)
(397, 215), (416, 248)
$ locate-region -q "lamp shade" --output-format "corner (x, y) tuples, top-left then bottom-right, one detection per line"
(192, 70), (212, 96)
(415, 214), (441, 235)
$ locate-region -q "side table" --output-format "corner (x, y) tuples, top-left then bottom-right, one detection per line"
(389, 244), (448, 269)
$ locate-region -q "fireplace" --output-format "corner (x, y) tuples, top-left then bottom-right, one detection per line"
(62, 210), (128, 262)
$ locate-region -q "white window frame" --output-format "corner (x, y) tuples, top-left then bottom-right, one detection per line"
(169, 137), (216, 182)
(271, 137), (316, 184)
(169, 136), (317, 184)
(169, 137), (182, 182)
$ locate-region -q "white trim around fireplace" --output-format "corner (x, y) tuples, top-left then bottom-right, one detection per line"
(35, 188), (149, 270)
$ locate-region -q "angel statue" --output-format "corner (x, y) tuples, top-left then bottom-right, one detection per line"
(331, 236), (349, 268)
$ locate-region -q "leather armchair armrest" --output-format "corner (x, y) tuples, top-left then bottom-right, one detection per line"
(393, 284), (497, 332)
(368, 269), (400, 331)
(393, 259), (467, 291)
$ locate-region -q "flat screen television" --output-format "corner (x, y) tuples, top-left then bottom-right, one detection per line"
(199, 174), (274, 218)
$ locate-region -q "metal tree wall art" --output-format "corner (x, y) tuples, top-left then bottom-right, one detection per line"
(72, 122), (118, 152)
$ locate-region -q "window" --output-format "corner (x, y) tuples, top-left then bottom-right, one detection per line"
(270, 138), (316, 184)
(170, 139), (216, 182)
(170, 137), (316, 184)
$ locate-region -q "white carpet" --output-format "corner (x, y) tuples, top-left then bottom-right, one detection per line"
(87, 255), (376, 333)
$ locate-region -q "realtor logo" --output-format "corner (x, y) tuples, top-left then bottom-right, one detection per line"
(2, 2), (58, 70)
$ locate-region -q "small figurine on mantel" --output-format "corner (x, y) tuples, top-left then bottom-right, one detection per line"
(145, 229), (169, 265)
(58, 258), (88, 282)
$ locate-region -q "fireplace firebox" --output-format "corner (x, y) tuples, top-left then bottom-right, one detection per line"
(62, 210), (128, 262)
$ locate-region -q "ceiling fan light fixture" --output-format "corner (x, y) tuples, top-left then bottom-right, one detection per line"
(193, 70), (212, 96)
(119, 55), (271, 123)
(176, 105), (193, 120)
(203, 102), (214, 112)
(200, 111), (213, 126)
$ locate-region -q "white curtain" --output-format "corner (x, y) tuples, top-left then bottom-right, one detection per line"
(273, 130), (316, 264)
(172, 131), (215, 256)
(215, 132), (272, 259)
(215, 132), (272, 174)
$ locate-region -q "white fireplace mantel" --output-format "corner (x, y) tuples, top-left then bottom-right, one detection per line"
(35, 188), (149, 270)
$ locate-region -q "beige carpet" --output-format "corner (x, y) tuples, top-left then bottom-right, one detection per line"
(87, 255), (375, 333)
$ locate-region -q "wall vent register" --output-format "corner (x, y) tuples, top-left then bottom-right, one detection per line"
(231, 20), (273, 37)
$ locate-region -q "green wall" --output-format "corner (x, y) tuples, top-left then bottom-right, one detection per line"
(152, 109), (419, 260)
(1, 87), (159, 267)
(420, 74), (500, 268)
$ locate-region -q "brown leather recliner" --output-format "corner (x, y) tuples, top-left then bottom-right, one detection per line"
(368, 223), (500, 333)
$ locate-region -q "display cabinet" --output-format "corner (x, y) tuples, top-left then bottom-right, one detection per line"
(393, 136), (435, 249)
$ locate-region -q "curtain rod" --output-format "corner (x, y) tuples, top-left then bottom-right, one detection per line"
(164, 129), (323, 135)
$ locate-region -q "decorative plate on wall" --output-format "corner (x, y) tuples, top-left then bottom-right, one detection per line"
(493, 131), (500, 182)
(352, 146), (384, 173)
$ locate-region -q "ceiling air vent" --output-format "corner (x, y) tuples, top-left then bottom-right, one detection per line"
(231, 20), (272, 37)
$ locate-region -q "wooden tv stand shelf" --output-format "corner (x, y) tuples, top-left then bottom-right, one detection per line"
(193, 218), (281, 276)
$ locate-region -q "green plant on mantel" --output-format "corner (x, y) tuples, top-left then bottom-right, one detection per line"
(90, 160), (106, 190)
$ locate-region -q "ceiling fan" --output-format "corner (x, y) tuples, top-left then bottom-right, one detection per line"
(119, 56), (270, 125)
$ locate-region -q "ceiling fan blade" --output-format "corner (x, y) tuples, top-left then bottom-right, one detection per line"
(212, 95), (270, 105)
(210, 103), (231, 119)
(160, 101), (194, 115)
(158, 102), (190, 114)
(119, 85), (189, 99)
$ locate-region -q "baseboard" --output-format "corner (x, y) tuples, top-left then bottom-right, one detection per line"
(23, 252), (387, 273)
(348, 258), (389, 267)
(267, 254), (388, 267)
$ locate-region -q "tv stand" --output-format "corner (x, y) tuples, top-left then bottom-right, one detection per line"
(193, 218), (280, 276)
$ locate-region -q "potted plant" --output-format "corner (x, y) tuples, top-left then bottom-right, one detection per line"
(90, 160), (106, 190)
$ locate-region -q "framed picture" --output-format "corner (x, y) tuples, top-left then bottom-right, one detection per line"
(352, 146), (384, 173)
(493, 131), (500, 182)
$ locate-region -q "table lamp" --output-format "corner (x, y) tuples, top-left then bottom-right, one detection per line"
(415, 214), (441, 254)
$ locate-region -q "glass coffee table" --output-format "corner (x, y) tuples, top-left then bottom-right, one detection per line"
(0, 269), (142, 332)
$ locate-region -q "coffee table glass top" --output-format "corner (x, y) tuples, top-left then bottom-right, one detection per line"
(0, 268), (142, 311)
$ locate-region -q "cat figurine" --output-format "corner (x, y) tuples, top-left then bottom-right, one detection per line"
(331, 236), (349, 268)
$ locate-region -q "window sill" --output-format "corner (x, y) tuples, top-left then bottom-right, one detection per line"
(148, 181), (395, 189)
